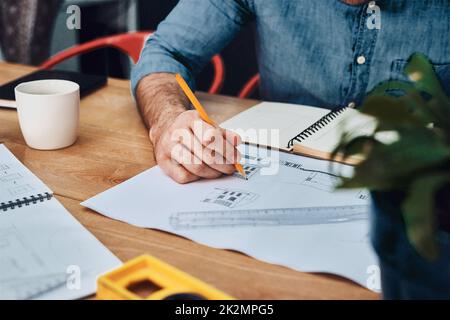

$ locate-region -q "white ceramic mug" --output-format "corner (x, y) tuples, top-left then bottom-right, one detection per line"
(15, 80), (80, 150)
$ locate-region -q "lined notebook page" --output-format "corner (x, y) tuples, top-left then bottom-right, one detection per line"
(0, 144), (51, 203)
(221, 102), (329, 149)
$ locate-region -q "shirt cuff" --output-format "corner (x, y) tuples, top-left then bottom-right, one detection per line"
(130, 53), (196, 100)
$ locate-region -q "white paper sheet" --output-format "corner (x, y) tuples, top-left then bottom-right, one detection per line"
(82, 146), (378, 290)
(298, 107), (377, 153)
(0, 197), (121, 300)
(221, 102), (329, 149)
(0, 144), (51, 203)
(0, 144), (121, 299)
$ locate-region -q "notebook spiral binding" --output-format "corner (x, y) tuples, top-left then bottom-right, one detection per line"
(287, 106), (348, 148)
(1, 192), (53, 212)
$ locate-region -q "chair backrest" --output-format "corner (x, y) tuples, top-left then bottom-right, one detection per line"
(238, 74), (260, 99)
(41, 32), (151, 68)
(40, 31), (225, 94)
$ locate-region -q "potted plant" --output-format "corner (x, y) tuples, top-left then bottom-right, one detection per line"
(333, 53), (450, 299)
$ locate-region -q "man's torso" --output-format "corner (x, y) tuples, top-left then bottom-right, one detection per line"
(249, 0), (450, 108)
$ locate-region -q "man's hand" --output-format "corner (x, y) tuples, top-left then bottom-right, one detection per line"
(136, 73), (242, 184)
(150, 110), (241, 184)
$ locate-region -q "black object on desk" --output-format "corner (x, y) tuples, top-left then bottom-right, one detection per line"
(0, 69), (107, 108)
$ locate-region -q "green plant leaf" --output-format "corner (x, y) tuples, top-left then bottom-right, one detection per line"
(330, 135), (377, 179)
(404, 54), (450, 129)
(332, 135), (377, 158)
(404, 53), (446, 99)
(366, 54), (450, 130)
(334, 53), (450, 261)
(360, 95), (429, 128)
(339, 128), (450, 190)
(402, 172), (450, 261)
(368, 80), (416, 97)
(426, 98), (450, 132)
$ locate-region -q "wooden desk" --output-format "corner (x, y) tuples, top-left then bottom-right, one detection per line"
(0, 63), (378, 300)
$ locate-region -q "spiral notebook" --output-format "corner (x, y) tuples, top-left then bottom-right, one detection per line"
(0, 145), (52, 209)
(0, 144), (120, 299)
(221, 102), (376, 164)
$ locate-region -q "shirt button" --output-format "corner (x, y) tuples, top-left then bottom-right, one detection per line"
(348, 102), (356, 109)
(357, 56), (366, 65)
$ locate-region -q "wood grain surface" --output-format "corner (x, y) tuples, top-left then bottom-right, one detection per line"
(0, 62), (378, 299)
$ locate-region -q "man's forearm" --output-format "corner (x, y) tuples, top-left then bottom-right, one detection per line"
(136, 73), (190, 139)
(134, 72), (240, 183)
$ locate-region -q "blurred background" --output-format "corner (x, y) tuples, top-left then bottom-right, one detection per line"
(0, 0), (258, 97)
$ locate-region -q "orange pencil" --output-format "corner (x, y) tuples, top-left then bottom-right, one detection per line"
(175, 74), (247, 179)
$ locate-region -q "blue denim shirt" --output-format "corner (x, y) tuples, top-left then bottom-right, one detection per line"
(131, 0), (450, 110)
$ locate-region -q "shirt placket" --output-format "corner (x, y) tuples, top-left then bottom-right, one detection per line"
(345, 0), (380, 109)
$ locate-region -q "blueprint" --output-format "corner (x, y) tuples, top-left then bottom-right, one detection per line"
(82, 145), (379, 291)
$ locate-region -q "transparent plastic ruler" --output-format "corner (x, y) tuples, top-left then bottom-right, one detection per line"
(170, 205), (369, 230)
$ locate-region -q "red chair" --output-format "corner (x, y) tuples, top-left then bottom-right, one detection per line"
(238, 73), (260, 99)
(40, 31), (225, 94)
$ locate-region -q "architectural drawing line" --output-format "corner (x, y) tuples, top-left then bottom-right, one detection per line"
(280, 160), (341, 178)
